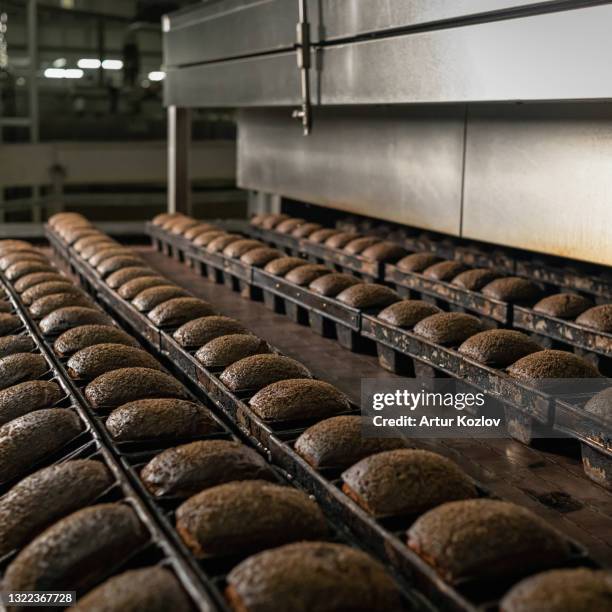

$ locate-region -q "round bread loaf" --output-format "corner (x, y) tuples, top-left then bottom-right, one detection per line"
(71, 566), (192, 612)
(260, 213), (290, 229)
(14, 272), (66, 293)
(132, 285), (189, 312)
(29, 292), (92, 318)
(423, 260), (467, 281)
(284, 264), (330, 286)
(206, 233), (243, 253)
(507, 350), (600, 381)
(240, 247), (283, 267)
(0, 251), (47, 271)
(223, 239), (264, 258)
(184, 223), (218, 240)
(263, 257), (308, 276)
(0, 409), (82, 482)
(249, 379), (350, 423)
(406, 499), (571, 583)
(193, 230), (226, 247)
(106, 398), (218, 442)
(292, 222), (322, 238)
(195, 334), (271, 368)
(583, 387), (612, 419)
(176, 480), (328, 558)
(295, 415), (406, 470)
(226, 541), (402, 612)
(342, 449), (476, 518)
(452, 268), (501, 291)
(5, 260), (55, 282)
(0, 313), (21, 335)
(220, 354), (312, 392)
(170, 218), (201, 235)
(360, 241), (408, 263)
(0, 353), (48, 391)
(413, 312), (484, 346)
(173, 316), (248, 348)
(336, 283), (399, 310)
(148, 297), (215, 327)
(533, 293), (593, 319)
(85, 367), (189, 409)
(377, 300), (441, 328)
(54, 324), (138, 356)
(0, 380), (62, 426)
(88, 247), (132, 267)
(21, 281), (79, 305)
(500, 568), (612, 612)
(325, 232), (360, 249)
(576, 304), (612, 333)
(49, 212), (87, 228)
(344, 236), (381, 255)
(106, 267), (158, 290)
(482, 277), (541, 303)
(0, 335), (35, 359)
(80, 240), (118, 260)
(308, 273), (360, 297)
(276, 218), (305, 234)
(396, 252), (442, 273)
(117, 275), (167, 300)
(0, 459), (112, 558)
(307, 228), (340, 244)
(40, 306), (112, 335)
(67, 343), (162, 379)
(140, 439), (274, 497)
(459, 330), (542, 368)
(97, 255), (145, 278)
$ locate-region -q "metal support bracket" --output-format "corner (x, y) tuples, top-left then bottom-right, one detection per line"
(292, 0), (312, 135)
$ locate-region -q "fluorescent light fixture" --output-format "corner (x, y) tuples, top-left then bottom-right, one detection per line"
(78, 58), (101, 69)
(63, 68), (84, 78)
(148, 71), (165, 81)
(102, 59), (123, 70)
(53, 58), (67, 68)
(44, 68), (65, 78)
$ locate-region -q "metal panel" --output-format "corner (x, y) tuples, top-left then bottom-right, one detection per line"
(237, 107), (465, 235)
(318, 5), (612, 104)
(462, 104), (612, 266)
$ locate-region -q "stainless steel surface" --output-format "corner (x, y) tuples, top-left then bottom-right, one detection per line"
(238, 107), (465, 235)
(463, 104), (612, 266)
(167, 106), (192, 215)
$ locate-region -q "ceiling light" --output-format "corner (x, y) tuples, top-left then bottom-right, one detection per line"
(78, 58), (101, 69)
(44, 68), (65, 78)
(53, 58), (66, 68)
(102, 59), (123, 70)
(63, 68), (84, 78)
(148, 71), (165, 81)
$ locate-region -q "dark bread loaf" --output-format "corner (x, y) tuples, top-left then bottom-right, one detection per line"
(98, 255), (145, 278)
(249, 379), (350, 422)
(240, 247), (283, 267)
(343, 236), (382, 255)
(54, 324), (139, 356)
(152, 212), (180, 226)
(29, 292), (92, 318)
(173, 316), (248, 348)
(0, 353), (48, 390)
(21, 280), (80, 305)
(0, 251), (47, 271)
(195, 334), (271, 368)
(169, 218), (201, 235)
(183, 222), (217, 240)
(342, 449), (476, 518)
(132, 285), (189, 312)
(263, 257), (307, 276)
(100, 259), (151, 285)
(160, 214), (186, 231)
(106, 398), (218, 442)
(72, 234), (112, 254)
(85, 367), (189, 409)
(249, 213), (266, 227)
(423, 260), (468, 281)
(292, 222), (322, 238)
(5, 260), (55, 282)
(192, 230), (226, 247)
(88, 247), (133, 267)
(0, 459), (112, 557)
(3, 503), (147, 592)
(65, 228), (100, 245)
(336, 283), (399, 309)
(500, 568), (612, 612)
(325, 232), (360, 249)
(14, 272), (66, 293)
(226, 541), (402, 612)
(117, 275), (166, 300)
(378, 300), (441, 328)
(275, 218), (305, 234)
(0, 335), (35, 359)
(220, 354), (311, 392)
(0, 299), (10, 312)
(295, 415), (405, 470)
(396, 252), (442, 273)
(584, 387), (612, 419)
(148, 297), (215, 327)
(206, 233), (243, 253)
(308, 273), (360, 297)
(533, 293), (593, 319)
(67, 343), (162, 379)
(223, 239), (265, 258)
(413, 312), (484, 346)
(0, 313), (21, 335)
(80, 240), (118, 260)
(459, 330), (542, 368)
(360, 241), (408, 263)
(507, 349), (600, 381)
(40, 306), (112, 335)
(0, 380), (62, 426)
(406, 499), (571, 583)
(71, 566), (192, 612)
(482, 277), (541, 303)
(176, 481), (328, 558)
(307, 228), (340, 244)
(576, 304), (612, 333)
(141, 439), (274, 497)
(284, 264), (330, 286)
(0, 409), (82, 482)
(0, 239), (36, 253)
(452, 269), (501, 291)
(260, 213), (289, 229)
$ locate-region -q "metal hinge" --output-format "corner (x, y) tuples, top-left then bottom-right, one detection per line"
(292, 0), (312, 135)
